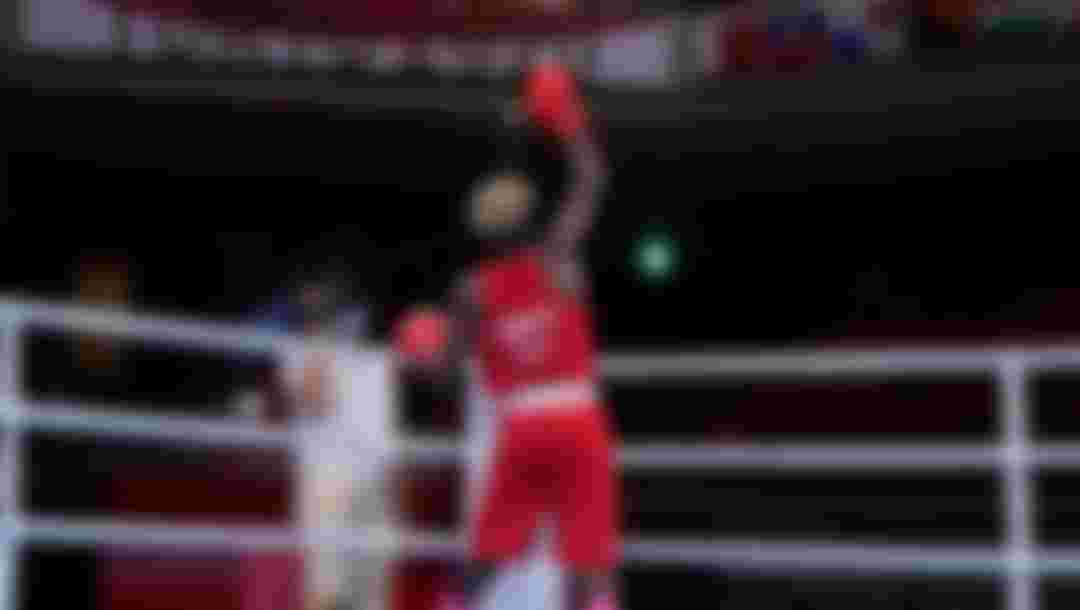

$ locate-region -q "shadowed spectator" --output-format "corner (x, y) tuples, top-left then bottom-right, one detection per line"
(875, 0), (988, 60)
(925, 0), (985, 46)
(766, 8), (832, 72)
(725, 3), (869, 74)
(980, 1), (1058, 61)
(725, 2), (772, 72)
(74, 253), (133, 375)
(830, 23), (872, 63)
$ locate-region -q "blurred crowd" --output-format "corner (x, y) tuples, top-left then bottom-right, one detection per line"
(720, 3), (874, 73)
(26, 0), (1080, 89)
(873, 0), (1078, 62)
(715, 0), (1080, 74)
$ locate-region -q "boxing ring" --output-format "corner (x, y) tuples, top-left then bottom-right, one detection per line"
(4, 298), (1080, 610)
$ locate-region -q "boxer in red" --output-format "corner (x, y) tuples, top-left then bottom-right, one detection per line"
(397, 62), (617, 610)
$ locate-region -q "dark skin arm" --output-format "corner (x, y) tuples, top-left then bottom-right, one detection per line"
(503, 98), (609, 265)
(543, 132), (609, 262)
(538, 115), (609, 300)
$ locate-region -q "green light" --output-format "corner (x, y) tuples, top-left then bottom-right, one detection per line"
(634, 233), (679, 284)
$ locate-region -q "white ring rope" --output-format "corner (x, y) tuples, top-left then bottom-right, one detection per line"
(603, 348), (1080, 378)
(3, 518), (456, 555)
(3, 297), (1080, 589)
(5, 517), (1080, 576)
(12, 402), (1080, 471)
(0, 300), (283, 354)
(11, 401), (297, 449)
(9, 297), (1080, 376)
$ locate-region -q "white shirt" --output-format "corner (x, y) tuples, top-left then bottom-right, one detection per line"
(280, 340), (391, 486)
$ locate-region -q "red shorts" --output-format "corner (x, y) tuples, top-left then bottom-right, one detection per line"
(471, 405), (619, 571)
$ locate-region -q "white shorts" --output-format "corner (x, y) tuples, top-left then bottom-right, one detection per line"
(298, 434), (389, 609)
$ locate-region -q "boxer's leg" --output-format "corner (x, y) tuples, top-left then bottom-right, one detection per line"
(555, 410), (620, 610)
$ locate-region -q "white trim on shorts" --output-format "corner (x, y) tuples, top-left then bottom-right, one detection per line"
(502, 380), (598, 413)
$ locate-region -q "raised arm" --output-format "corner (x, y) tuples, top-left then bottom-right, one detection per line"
(545, 132), (608, 257)
(520, 62), (609, 258)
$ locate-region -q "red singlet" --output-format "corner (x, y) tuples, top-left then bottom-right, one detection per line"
(467, 247), (618, 570)
(472, 248), (599, 412)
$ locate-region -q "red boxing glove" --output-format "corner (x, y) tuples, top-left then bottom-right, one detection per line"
(523, 61), (588, 141)
(392, 306), (450, 369)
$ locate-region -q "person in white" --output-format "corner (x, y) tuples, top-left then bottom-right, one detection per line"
(464, 363), (563, 610)
(278, 281), (391, 610)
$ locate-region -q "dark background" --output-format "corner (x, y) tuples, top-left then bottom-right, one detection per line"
(6, 54), (1080, 349)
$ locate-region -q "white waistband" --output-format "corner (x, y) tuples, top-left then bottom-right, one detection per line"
(502, 380), (598, 412)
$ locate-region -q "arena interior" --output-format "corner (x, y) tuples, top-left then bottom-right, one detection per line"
(5, 1), (1080, 609)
